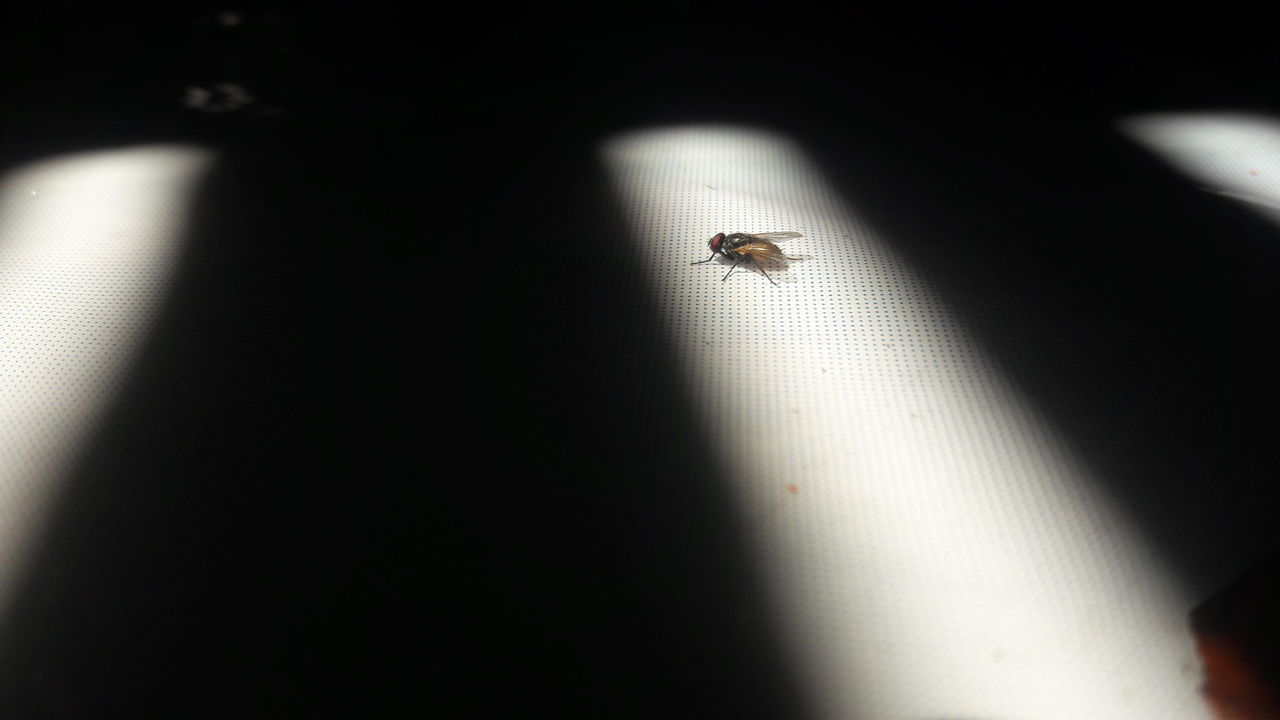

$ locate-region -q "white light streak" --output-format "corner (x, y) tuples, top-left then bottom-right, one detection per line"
(0, 144), (214, 609)
(1122, 111), (1280, 226)
(601, 125), (1209, 720)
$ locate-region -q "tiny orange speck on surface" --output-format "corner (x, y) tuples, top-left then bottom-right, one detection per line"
(786, 484), (799, 494)
(1250, 169), (1260, 175)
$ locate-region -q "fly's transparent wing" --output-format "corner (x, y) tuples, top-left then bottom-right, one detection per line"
(735, 241), (793, 263)
(746, 231), (803, 242)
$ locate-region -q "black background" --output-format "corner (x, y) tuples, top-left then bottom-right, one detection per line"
(1, 3), (1278, 716)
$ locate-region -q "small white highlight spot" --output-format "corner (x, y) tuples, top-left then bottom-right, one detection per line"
(182, 83), (254, 113)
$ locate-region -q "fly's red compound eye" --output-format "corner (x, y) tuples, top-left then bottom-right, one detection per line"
(709, 233), (724, 250)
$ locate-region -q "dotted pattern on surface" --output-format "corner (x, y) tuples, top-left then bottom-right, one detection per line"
(602, 125), (1211, 720)
(0, 145), (213, 604)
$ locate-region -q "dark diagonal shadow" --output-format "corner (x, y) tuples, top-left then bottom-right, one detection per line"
(789, 100), (1280, 595)
(0, 123), (400, 713)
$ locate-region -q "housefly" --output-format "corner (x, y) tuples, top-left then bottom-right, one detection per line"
(691, 231), (803, 286)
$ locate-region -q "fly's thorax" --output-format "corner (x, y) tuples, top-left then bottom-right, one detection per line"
(723, 234), (763, 257)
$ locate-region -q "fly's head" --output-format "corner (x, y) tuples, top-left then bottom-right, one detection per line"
(708, 233), (725, 254)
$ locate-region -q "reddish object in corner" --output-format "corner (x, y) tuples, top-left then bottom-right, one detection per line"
(1193, 550), (1280, 720)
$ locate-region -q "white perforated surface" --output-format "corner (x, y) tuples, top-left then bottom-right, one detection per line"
(0, 145), (213, 609)
(601, 126), (1211, 720)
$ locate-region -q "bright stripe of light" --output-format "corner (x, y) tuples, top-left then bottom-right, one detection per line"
(0, 144), (215, 609)
(601, 125), (1209, 720)
(1122, 111), (1280, 225)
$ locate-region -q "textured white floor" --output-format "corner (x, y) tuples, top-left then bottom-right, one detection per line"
(602, 126), (1211, 720)
(0, 145), (213, 610)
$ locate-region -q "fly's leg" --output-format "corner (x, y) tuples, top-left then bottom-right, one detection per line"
(758, 265), (779, 286)
(691, 253), (717, 265)
(721, 259), (742, 281)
